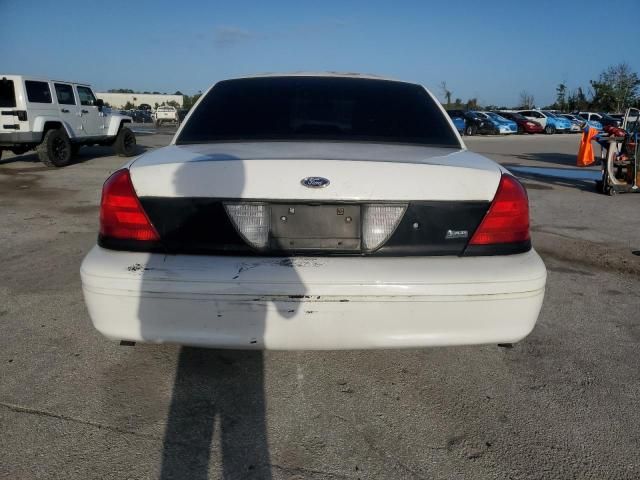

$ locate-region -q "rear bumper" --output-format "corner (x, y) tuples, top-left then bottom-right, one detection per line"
(0, 131), (40, 146)
(81, 246), (547, 350)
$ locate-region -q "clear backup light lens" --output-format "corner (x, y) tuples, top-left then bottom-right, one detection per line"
(362, 204), (407, 251)
(224, 203), (271, 249)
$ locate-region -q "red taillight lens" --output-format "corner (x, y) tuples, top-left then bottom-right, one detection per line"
(99, 169), (159, 241)
(469, 174), (530, 245)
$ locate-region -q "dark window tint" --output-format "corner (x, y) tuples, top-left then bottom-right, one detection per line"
(54, 83), (76, 105)
(178, 77), (460, 147)
(76, 86), (96, 106)
(0, 78), (16, 107)
(25, 81), (52, 103)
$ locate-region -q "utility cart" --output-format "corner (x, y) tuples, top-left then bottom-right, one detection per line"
(597, 108), (640, 195)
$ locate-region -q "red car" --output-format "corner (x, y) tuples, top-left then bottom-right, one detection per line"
(493, 111), (544, 134)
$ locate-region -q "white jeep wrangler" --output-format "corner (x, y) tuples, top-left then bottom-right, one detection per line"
(0, 75), (136, 167)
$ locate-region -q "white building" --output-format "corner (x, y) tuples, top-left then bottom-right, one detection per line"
(96, 92), (183, 109)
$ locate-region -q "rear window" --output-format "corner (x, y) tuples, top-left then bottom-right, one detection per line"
(25, 81), (52, 103)
(177, 77), (460, 147)
(0, 78), (16, 108)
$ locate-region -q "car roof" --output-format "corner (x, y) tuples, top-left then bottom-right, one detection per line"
(1, 74), (91, 86)
(229, 71), (413, 85)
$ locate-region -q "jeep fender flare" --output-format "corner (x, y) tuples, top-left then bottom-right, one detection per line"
(106, 115), (132, 137)
(32, 117), (76, 141)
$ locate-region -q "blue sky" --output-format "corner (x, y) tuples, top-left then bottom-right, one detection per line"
(1, 0), (638, 106)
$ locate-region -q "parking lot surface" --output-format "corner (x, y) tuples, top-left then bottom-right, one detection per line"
(1, 131), (639, 479)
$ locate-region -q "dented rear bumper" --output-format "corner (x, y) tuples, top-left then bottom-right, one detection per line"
(80, 246), (546, 350)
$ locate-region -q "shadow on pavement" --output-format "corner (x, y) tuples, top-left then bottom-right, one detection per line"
(159, 349), (272, 480)
(514, 152), (580, 167)
(137, 152), (302, 478)
(0, 144), (147, 167)
(505, 163), (601, 192)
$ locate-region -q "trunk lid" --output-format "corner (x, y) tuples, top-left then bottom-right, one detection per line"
(129, 141), (501, 201)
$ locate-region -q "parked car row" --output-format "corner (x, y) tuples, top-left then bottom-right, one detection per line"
(118, 109), (152, 123)
(114, 106), (191, 126)
(446, 108), (619, 136)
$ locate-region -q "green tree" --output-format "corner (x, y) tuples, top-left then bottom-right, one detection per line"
(123, 101), (135, 110)
(182, 92), (203, 110)
(567, 87), (588, 112)
(590, 63), (640, 112)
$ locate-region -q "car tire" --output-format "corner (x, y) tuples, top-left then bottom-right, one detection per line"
(155, 120), (162, 127)
(517, 125), (524, 134)
(544, 125), (556, 134)
(38, 128), (72, 167)
(464, 125), (476, 136)
(71, 144), (81, 156)
(114, 127), (137, 157)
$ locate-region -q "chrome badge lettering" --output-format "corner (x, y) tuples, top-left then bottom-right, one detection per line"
(445, 229), (468, 240)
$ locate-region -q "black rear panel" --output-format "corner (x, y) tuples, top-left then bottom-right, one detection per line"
(139, 198), (251, 254)
(98, 198), (502, 256)
(377, 201), (489, 256)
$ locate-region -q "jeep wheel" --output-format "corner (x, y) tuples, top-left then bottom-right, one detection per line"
(114, 127), (137, 157)
(38, 129), (72, 167)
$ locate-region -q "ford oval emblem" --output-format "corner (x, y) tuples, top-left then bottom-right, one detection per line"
(301, 176), (330, 188)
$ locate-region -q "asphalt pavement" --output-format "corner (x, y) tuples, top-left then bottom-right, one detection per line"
(1, 131), (639, 479)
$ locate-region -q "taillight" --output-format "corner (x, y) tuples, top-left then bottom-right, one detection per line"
(469, 174), (530, 245)
(99, 169), (159, 241)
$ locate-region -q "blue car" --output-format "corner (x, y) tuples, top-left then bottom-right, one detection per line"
(542, 111), (577, 133)
(484, 112), (518, 134)
(560, 113), (603, 132)
(450, 115), (466, 134)
(472, 111), (517, 134)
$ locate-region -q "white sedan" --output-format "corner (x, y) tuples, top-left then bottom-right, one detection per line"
(81, 73), (546, 350)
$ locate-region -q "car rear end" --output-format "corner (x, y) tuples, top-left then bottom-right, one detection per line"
(156, 106), (177, 123)
(0, 75), (32, 147)
(81, 75), (546, 350)
(522, 119), (543, 133)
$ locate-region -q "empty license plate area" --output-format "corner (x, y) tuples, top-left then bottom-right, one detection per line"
(270, 204), (361, 251)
